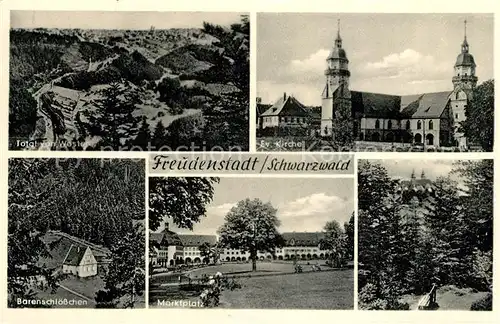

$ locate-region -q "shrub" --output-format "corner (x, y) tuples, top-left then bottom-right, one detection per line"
(470, 293), (492, 311)
(199, 272), (241, 307)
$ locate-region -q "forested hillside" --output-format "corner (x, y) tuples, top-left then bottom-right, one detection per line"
(8, 158), (145, 307)
(9, 15), (249, 151)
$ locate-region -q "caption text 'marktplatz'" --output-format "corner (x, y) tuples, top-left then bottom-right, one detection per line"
(151, 155), (352, 173)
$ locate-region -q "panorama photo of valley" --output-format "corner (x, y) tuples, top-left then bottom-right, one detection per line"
(9, 11), (249, 151)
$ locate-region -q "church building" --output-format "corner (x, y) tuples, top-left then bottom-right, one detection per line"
(321, 20), (476, 149)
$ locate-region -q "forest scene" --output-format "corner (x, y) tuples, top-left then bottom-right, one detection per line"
(9, 12), (249, 151)
(8, 158), (145, 308)
(358, 159), (493, 310)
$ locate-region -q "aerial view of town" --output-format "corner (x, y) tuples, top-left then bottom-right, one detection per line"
(9, 11), (249, 151)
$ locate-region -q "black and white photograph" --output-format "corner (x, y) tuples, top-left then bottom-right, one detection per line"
(7, 158), (146, 308)
(256, 13), (494, 152)
(358, 159), (493, 310)
(9, 11), (249, 151)
(148, 177), (354, 309)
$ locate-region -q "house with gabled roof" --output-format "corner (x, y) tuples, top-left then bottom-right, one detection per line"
(259, 92), (313, 130)
(62, 245), (98, 278)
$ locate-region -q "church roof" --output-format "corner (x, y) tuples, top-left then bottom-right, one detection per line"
(351, 91), (401, 118)
(400, 91), (451, 118)
(261, 94), (310, 117)
(455, 52), (476, 66)
(327, 47), (348, 60)
(178, 234), (217, 246)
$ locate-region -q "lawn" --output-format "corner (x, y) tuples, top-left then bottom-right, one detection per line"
(150, 260), (332, 285)
(150, 266), (354, 310)
(220, 270), (353, 309)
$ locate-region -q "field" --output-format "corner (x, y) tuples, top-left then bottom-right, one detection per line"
(150, 261), (353, 309)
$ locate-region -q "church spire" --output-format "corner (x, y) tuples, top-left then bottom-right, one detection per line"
(335, 19), (342, 48)
(461, 19), (469, 53)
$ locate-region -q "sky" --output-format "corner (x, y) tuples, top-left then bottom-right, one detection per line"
(164, 177), (354, 236)
(257, 13), (494, 106)
(363, 159), (466, 183)
(10, 11), (244, 30)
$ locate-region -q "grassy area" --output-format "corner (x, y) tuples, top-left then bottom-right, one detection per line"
(150, 266), (354, 309)
(400, 285), (490, 310)
(220, 270), (353, 309)
(34, 286), (94, 308)
(59, 275), (106, 299)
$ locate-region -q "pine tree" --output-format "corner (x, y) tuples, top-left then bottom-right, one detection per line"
(83, 81), (140, 150)
(132, 116), (151, 150)
(151, 120), (167, 150)
(95, 222), (145, 308)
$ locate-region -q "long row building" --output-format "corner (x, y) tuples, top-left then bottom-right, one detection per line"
(149, 223), (334, 267)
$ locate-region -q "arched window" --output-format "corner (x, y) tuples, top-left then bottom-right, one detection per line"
(417, 120), (422, 130)
(406, 120), (410, 130)
(428, 120), (433, 130)
(387, 120), (392, 129)
(375, 119), (380, 129)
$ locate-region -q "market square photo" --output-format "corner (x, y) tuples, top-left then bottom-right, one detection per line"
(256, 13), (494, 152)
(148, 177), (354, 309)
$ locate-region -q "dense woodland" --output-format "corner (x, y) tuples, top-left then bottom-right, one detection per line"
(8, 158), (145, 308)
(358, 160), (493, 310)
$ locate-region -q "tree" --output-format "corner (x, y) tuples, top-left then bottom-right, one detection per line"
(151, 120), (167, 150)
(217, 198), (283, 272)
(132, 116), (151, 150)
(331, 102), (354, 150)
(8, 79), (38, 142)
(200, 15), (249, 151)
(320, 220), (346, 268)
(83, 81), (140, 149)
(199, 242), (220, 264)
(343, 213), (355, 261)
(95, 222), (145, 308)
(148, 177), (219, 231)
(452, 160), (493, 252)
(7, 159), (59, 307)
(461, 79), (494, 151)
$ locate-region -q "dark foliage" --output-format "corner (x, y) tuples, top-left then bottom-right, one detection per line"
(357, 160), (493, 310)
(470, 293), (492, 311)
(149, 177), (219, 231)
(461, 79), (494, 151)
(8, 158), (145, 307)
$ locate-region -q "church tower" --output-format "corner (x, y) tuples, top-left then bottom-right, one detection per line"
(321, 20), (352, 137)
(450, 19), (477, 149)
(452, 20), (478, 94)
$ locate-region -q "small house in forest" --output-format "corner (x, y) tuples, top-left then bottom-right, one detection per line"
(62, 245), (98, 278)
